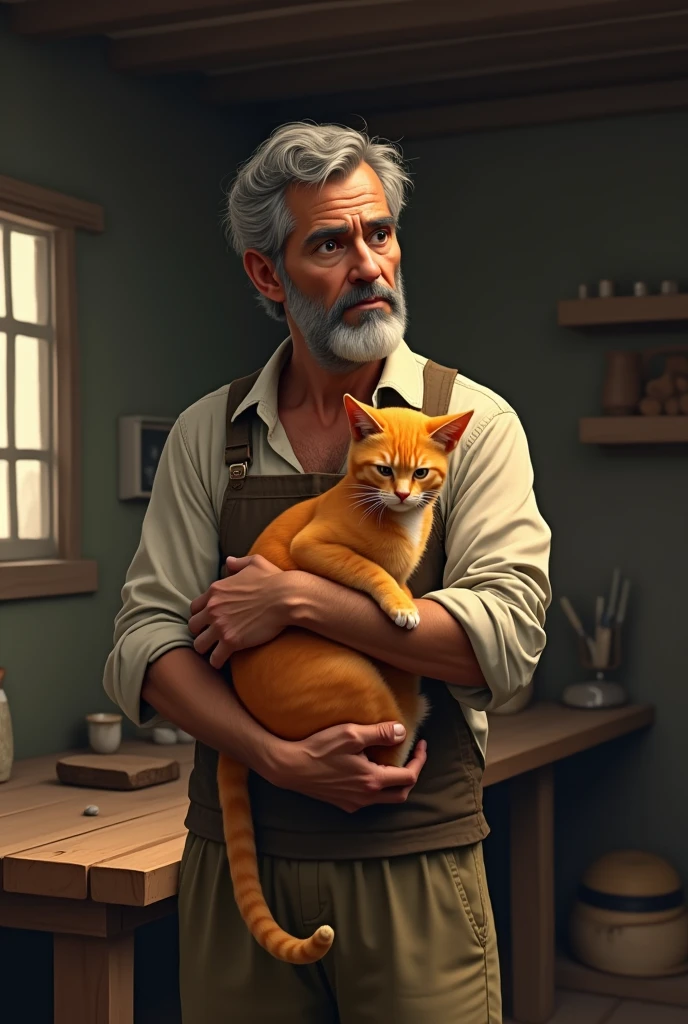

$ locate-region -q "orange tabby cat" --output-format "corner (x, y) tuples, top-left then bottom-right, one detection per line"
(217, 395), (473, 965)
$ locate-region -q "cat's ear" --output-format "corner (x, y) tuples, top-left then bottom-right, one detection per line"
(343, 394), (384, 441)
(427, 410), (473, 452)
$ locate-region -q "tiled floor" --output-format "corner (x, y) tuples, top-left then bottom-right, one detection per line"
(505, 990), (688, 1023)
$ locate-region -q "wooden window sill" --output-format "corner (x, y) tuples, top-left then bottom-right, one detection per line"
(0, 559), (98, 601)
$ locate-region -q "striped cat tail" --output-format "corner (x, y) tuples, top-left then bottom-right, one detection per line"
(217, 754), (335, 964)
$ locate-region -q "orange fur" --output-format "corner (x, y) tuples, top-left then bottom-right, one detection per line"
(218, 396), (473, 964)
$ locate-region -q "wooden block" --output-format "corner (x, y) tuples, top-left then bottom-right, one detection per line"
(3, 805), (187, 900)
(90, 834), (187, 905)
(56, 753), (180, 790)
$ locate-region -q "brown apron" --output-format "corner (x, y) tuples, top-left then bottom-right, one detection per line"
(184, 359), (489, 859)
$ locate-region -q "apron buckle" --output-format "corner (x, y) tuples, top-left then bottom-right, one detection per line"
(229, 462), (247, 489)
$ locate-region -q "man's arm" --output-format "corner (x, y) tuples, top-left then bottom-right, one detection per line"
(281, 574), (484, 688)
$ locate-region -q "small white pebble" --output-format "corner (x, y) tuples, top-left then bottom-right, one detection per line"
(83, 805), (99, 816)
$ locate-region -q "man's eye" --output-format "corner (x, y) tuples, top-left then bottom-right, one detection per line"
(414, 468), (429, 478)
(372, 230), (390, 244)
(318, 239), (338, 253)
(376, 466), (393, 476)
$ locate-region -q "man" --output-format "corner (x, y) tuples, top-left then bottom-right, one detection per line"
(103, 121), (551, 1023)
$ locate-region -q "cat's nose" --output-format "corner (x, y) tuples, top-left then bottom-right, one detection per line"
(395, 491), (410, 502)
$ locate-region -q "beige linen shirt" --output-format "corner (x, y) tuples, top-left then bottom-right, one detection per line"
(103, 337), (551, 763)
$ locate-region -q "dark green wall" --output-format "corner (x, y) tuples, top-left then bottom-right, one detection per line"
(396, 118), (688, 943)
(2, 10), (687, 1011)
(0, 17), (282, 760)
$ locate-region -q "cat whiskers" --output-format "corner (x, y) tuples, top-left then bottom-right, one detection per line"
(343, 485), (387, 524)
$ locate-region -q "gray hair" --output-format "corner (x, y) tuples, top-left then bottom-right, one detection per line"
(223, 121), (413, 320)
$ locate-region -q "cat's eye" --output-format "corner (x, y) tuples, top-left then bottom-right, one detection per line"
(414, 468), (429, 479)
(376, 465), (393, 476)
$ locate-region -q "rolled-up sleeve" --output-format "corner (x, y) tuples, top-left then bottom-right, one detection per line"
(425, 409), (552, 712)
(102, 414), (221, 727)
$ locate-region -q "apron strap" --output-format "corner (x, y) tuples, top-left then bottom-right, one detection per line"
(421, 359), (458, 416)
(224, 368), (262, 486)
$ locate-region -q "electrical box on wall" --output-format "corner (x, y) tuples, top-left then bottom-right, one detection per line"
(118, 415), (175, 500)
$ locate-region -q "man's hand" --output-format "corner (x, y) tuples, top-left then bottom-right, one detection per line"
(189, 554), (289, 669)
(264, 721), (428, 813)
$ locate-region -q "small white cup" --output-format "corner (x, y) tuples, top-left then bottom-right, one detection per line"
(661, 279), (678, 295)
(598, 279), (615, 298)
(87, 713), (122, 754)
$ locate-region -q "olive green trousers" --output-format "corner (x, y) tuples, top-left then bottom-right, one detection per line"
(177, 831), (502, 1023)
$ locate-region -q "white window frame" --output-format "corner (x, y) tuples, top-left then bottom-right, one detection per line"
(1, 220), (57, 561)
(0, 175), (104, 601)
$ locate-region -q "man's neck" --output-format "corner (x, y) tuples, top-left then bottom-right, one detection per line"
(278, 335), (383, 429)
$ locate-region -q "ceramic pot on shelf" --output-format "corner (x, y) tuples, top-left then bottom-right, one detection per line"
(602, 351), (642, 416)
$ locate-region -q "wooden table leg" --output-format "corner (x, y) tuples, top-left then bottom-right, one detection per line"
(54, 931), (134, 1024)
(509, 764), (555, 1024)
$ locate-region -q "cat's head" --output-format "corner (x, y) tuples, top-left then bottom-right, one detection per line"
(342, 394), (473, 515)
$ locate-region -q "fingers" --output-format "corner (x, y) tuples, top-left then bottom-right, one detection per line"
(208, 640), (232, 670)
(193, 624), (218, 655)
(330, 721), (407, 753)
(189, 592), (209, 618)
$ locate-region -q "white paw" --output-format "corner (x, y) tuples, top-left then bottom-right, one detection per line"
(392, 608), (420, 630)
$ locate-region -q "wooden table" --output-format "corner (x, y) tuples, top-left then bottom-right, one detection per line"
(0, 701), (653, 1024)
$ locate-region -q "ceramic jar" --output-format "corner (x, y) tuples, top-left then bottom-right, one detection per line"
(570, 850), (688, 977)
(87, 712), (122, 754)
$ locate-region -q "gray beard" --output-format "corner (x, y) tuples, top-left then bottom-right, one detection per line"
(277, 259), (408, 373)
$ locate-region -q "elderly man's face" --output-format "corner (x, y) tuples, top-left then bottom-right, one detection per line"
(278, 161), (407, 372)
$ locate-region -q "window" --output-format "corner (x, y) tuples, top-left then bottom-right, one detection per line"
(0, 175), (104, 601)
(1, 222), (55, 560)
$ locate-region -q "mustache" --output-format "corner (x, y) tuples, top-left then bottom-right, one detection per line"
(330, 282), (401, 320)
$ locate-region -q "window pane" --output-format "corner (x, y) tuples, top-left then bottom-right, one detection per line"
(15, 335), (50, 450)
(16, 459), (50, 539)
(0, 460), (8, 538)
(0, 333), (6, 449)
(11, 231), (49, 325)
(0, 226), (6, 318)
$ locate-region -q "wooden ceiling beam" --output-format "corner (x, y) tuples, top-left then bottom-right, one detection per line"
(203, 14), (688, 104)
(12, 0), (688, 39)
(259, 49), (688, 125)
(362, 76), (688, 141)
(10, 0), (325, 37)
(108, 1), (688, 74)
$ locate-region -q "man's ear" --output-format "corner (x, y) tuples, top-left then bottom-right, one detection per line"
(343, 394), (385, 441)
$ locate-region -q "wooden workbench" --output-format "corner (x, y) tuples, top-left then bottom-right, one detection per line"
(0, 701), (654, 1024)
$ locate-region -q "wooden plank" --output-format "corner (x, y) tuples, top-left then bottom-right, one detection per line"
(90, 835), (187, 905)
(111, 1), (682, 74)
(119, 894), (178, 931)
(579, 416), (688, 444)
(3, 806), (187, 900)
(0, 888), (115, 936)
(0, 175), (104, 233)
(203, 14), (688, 102)
(510, 766), (556, 1022)
(483, 702), (654, 786)
(267, 47), (688, 126)
(12, 0), (685, 40)
(0, 767), (190, 872)
(557, 954), (688, 1007)
(363, 75), (688, 141)
(11, 0), (340, 37)
(54, 932), (134, 1024)
(0, 558), (97, 601)
(559, 294), (688, 326)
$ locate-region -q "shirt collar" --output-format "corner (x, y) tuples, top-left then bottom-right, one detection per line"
(230, 335), (424, 424)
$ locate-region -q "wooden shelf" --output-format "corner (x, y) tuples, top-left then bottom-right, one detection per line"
(557, 954), (688, 1008)
(580, 416), (688, 444)
(558, 295), (688, 327)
